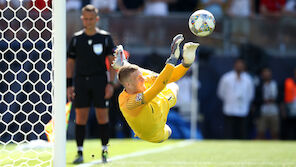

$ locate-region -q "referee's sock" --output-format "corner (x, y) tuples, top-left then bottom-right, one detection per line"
(98, 123), (110, 148)
(75, 124), (86, 156)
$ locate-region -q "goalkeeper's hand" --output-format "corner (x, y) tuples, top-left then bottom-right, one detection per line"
(166, 34), (184, 65)
(182, 42), (200, 67)
(112, 45), (129, 70)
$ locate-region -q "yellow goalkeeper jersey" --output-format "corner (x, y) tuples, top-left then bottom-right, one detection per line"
(118, 64), (188, 143)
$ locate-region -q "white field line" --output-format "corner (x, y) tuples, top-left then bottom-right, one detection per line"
(106, 161), (296, 166)
(77, 140), (195, 167)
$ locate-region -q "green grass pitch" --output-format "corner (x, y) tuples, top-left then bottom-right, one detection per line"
(1, 139), (296, 167)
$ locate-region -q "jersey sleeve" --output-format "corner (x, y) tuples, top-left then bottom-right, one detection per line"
(142, 63), (174, 103)
(119, 92), (144, 117)
(126, 93), (144, 110)
(67, 36), (77, 59)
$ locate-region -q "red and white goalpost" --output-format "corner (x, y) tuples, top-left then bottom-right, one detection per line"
(0, 0), (66, 166)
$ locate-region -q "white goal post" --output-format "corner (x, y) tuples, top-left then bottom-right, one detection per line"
(52, 0), (66, 166)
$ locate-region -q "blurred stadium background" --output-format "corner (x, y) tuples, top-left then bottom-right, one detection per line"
(64, 0), (296, 140)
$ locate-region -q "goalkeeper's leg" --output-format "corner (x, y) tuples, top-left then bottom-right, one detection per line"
(168, 41), (199, 83)
(169, 64), (190, 83)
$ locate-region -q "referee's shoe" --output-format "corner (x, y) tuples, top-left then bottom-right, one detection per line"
(73, 151), (83, 164)
(102, 149), (108, 163)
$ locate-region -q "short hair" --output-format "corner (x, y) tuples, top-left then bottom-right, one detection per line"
(82, 4), (98, 15)
(118, 64), (139, 84)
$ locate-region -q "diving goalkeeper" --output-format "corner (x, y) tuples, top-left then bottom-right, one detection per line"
(112, 34), (199, 143)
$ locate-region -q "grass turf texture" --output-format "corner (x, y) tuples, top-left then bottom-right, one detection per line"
(1, 139), (296, 167)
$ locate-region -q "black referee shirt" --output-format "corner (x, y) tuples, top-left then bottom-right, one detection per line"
(67, 28), (115, 77)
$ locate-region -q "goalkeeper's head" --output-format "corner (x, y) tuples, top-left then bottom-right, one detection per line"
(118, 64), (146, 94)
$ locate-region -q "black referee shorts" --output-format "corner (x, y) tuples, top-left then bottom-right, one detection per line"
(74, 75), (109, 108)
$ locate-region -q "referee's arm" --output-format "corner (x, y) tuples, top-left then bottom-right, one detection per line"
(104, 55), (116, 99)
(67, 58), (75, 79)
(66, 57), (75, 101)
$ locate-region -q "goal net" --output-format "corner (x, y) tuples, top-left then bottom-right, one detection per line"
(0, 0), (65, 166)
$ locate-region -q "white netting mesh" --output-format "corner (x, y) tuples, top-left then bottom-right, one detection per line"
(0, 0), (53, 166)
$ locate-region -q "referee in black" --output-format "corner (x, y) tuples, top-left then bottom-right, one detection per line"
(66, 4), (116, 164)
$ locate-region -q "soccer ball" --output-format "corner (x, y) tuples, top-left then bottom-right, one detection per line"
(188, 9), (215, 37)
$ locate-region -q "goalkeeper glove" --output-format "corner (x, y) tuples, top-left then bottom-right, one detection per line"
(182, 42), (199, 67)
(112, 45), (129, 70)
(166, 34), (184, 65)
